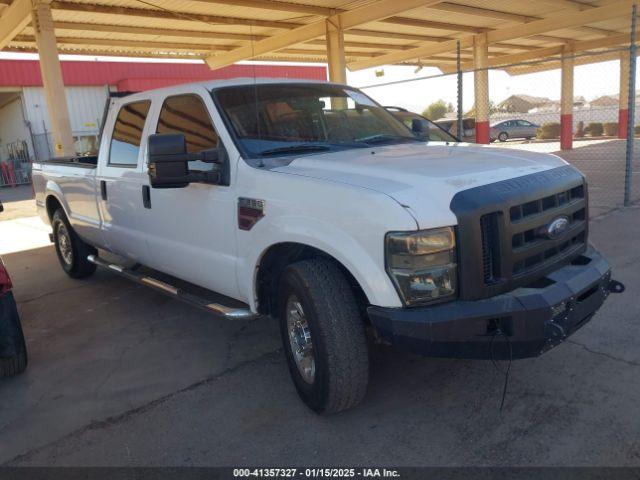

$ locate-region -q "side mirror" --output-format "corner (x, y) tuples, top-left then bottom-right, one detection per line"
(411, 119), (428, 139)
(148, 133), (189, 188)
(148, 133), (223, 189)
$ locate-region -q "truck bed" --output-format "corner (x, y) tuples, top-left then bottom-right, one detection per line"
(37, 155), (98, 168)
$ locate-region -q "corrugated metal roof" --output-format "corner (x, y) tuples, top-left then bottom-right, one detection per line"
(0, 0), (635, 69)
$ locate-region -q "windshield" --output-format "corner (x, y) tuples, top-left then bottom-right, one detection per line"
(213, 83), (418, 158)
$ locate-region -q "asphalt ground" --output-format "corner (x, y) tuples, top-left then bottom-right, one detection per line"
(0, 184), (638, 466)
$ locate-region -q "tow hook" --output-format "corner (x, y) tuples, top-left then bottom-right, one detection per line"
(607, 279), (625, 294)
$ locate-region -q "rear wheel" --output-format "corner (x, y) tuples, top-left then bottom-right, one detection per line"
(278, 259), (369, 414)
(0, 292), (27, 378)
(52, 209), (97, 279)
(498, 132), (509, 142)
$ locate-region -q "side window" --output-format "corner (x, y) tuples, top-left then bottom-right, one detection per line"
(109, 101), (151, 167)
(156, 95), (219, 172)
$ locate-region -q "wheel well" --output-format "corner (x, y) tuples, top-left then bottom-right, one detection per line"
(46, 195), (63, 221)
(255, 243), (369, 319)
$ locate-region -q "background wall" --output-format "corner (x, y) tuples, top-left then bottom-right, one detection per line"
(0, 95), (33, 162)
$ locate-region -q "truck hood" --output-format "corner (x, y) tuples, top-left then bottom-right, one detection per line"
(274, 143), (568, 228)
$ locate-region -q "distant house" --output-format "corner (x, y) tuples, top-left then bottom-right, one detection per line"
(589, 91), (640, 107)
(530, 96), (586, 113)
(574, 96), (587, 108)
(590, 95), (619, 107)
(496, 94), (552, 113)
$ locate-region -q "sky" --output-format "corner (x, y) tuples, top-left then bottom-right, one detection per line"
(0, 51), (632, 116)
(349, 59), (629, 115)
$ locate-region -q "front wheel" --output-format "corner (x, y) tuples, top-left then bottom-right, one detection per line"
(52, 209), (97, 279)
(278, 259), (369, 414)
(498, 132), (508, 142)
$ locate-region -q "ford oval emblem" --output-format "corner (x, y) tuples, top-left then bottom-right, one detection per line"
(545, 216), (570, 240)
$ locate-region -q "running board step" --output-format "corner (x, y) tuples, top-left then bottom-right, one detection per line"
(87, 255), (258, 320)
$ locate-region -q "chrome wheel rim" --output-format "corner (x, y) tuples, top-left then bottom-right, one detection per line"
(286, 295), (315, 384)
(57, 224), (73, 266)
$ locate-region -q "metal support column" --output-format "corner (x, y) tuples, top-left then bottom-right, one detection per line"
(619, 51), (631, 139)
(326, 19), (346, 84)
(456, 41), (463, 140)
(624, 4), (637, 206)
(560, 44), (574, 151)
(32, 0), (75, 157)
(473, 33), (489, 144)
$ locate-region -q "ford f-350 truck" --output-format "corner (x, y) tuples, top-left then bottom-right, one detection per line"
(33, 79), (621, 414)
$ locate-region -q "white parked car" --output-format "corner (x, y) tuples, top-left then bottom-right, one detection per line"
(32, 79), (620, 413)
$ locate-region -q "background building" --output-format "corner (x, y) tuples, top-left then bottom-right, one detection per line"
(0, 59), (326, 173)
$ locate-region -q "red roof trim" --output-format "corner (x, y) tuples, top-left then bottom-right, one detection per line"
(0, 60), (327, 89)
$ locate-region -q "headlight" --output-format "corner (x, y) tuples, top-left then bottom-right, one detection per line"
(385, 227), (457, 306)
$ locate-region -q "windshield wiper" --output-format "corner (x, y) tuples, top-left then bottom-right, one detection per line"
(258, 144), (332, 157)
(356, 134), (419, 145)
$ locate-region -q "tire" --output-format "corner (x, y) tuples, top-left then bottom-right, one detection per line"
(52, 209), (97, 279)
(0, 292), (28, 378)
(498, 132), (508, 142)
(278, 259), (369, 414)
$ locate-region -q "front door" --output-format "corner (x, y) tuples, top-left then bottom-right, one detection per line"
(136, 91), (240, 300)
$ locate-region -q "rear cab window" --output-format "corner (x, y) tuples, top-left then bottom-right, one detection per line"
(108, 100), (151, 167)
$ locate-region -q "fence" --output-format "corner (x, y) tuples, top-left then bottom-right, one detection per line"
(361, 20), (639, 219)
(1, 130), (99, 188)
(31, 130), (99, 162)
(483, 47), (639, 219)
(0, 140), (32, 187)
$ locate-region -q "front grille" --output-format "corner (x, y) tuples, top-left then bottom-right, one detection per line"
(512, 231), (585, 275)
(451, 165), (589, 301)
(509, 185), (585, 223)
(480, 212), (501, 284)
(505, 185), (586, 280)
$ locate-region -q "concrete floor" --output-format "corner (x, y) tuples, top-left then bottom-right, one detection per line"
(0, 185), (37, 221)
(1, 191), (639, 467)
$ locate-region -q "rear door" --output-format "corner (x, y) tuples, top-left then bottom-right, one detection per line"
(96, 98), (152, 259)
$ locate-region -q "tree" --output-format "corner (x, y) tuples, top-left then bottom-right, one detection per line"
(422, 100), (451, 120)
(465, 100), (498, 118)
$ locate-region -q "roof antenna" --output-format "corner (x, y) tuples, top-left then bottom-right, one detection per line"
(249, 23), (264, 168)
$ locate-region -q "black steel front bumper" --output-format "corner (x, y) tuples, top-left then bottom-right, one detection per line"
(368, 246), (615, 360)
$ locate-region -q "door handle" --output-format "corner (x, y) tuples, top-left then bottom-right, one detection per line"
(142, 185), (151, 209)
(100, 180), (107, 201)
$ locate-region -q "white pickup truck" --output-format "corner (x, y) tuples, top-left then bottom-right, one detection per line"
(33, 79), (621, 414)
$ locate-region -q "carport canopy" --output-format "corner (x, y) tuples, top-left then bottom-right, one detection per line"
(0, 0), (638, 154)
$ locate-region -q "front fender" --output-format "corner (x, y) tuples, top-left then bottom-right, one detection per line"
(239, 216), (402, 311)
(234, 159), (419, 311)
